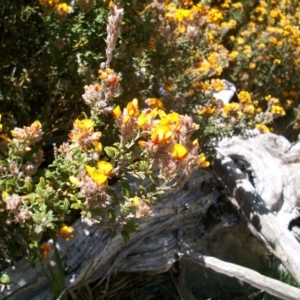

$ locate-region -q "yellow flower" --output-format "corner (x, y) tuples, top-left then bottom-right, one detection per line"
(271, 105), (285, 116)
(137, 112), (148, 127)
(126, 99), (139, 117)
(265, 95), (272, 101)
(93, 141), (103, 152)
(74, 119), (94, 132)
(97, 161), (113, 176)
(2, 191), (8, 201)
(86, 165), (109, 185)
(223, 103), (243, 118)
(40, 243), (51, 257)
(148, 98), (164, 109)
(133, 196), (140, 206)
(113, 105), (122, 119)
(138, 140), (146, 148)
(255, 123), (270, 133)
(197, 106), (216, 115)
(210, 79), (225, 91)
(206, 8), (223, 23)
(197, 153), (210, 167)
(57, 224), (74, 241)
(243, 104), (255, 115)
(273, 59), (281, 65)
(238, 91), (252, 104)
(55, 3), (70, 15)
(232, 2), (242, 9)
(151, 125), (173, 144)
(249, 62), (256, 69)
(171, 143), (188, 161)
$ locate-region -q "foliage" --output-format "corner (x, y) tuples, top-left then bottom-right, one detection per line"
(1, 0), (300, 294)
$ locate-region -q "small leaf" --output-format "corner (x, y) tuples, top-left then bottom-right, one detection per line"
(90, 208), (103, 216)
(104, 146), (117, 158)
(120, 176), (131, 197)
(121, 231), (130, 246)
(25, 178), (33, 193)
(123, 221), (139, 233)
(39, 177), (46, 189)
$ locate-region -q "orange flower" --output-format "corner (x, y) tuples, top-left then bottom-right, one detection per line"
(40, 243), (51, 257)
(171, 143), (188, 161)
(57, 224), (74, 241)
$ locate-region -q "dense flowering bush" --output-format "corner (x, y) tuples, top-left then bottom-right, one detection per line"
(1, 0), (300, 293)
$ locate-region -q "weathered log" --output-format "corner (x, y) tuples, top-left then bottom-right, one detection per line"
(1, 133), (300, 299)
(183, 248), (300, 300)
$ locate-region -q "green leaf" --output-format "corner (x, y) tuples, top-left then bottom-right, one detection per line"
(90, 208), (103, 216)
(121, 231), (130, 246)
(120, 176), (130, 197)
(39, 177), (46, 189)
(70, 202), (84, 210)
(123, 221), (139, 233)
(108, 209), (116, 220)
(108, 229), (117, 239)
(29, 193), (36, 204)
(104, 146), (118, 158)
(135, 172), (146, 180)
(25, 178), (33, 193)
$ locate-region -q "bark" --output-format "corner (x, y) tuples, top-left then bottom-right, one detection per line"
(1, 133), (300, 300)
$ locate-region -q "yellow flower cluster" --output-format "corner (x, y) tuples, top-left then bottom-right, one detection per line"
(39, 0), (72, 17)
(69, 119), (102, 152)
(113, 99), (209, 178)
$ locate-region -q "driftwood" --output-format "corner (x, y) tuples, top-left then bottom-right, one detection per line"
(2, 133), (300, 299)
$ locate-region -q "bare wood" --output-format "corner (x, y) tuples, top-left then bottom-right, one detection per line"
(183, 249), (300, 300)
(213, 148), (300, 286)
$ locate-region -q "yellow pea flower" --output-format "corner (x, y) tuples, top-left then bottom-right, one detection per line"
(86, 165), (108, 185)
(97, 161), (113, 176)
(113, 105), (121, 119)
(171, 143), (188, 161)
(197, 153), (210, 167)
(151, 125), (173, 144)
(127, 99), (139, 117)
(255, 123), (270, 133)
(74, 119), (94, 132)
